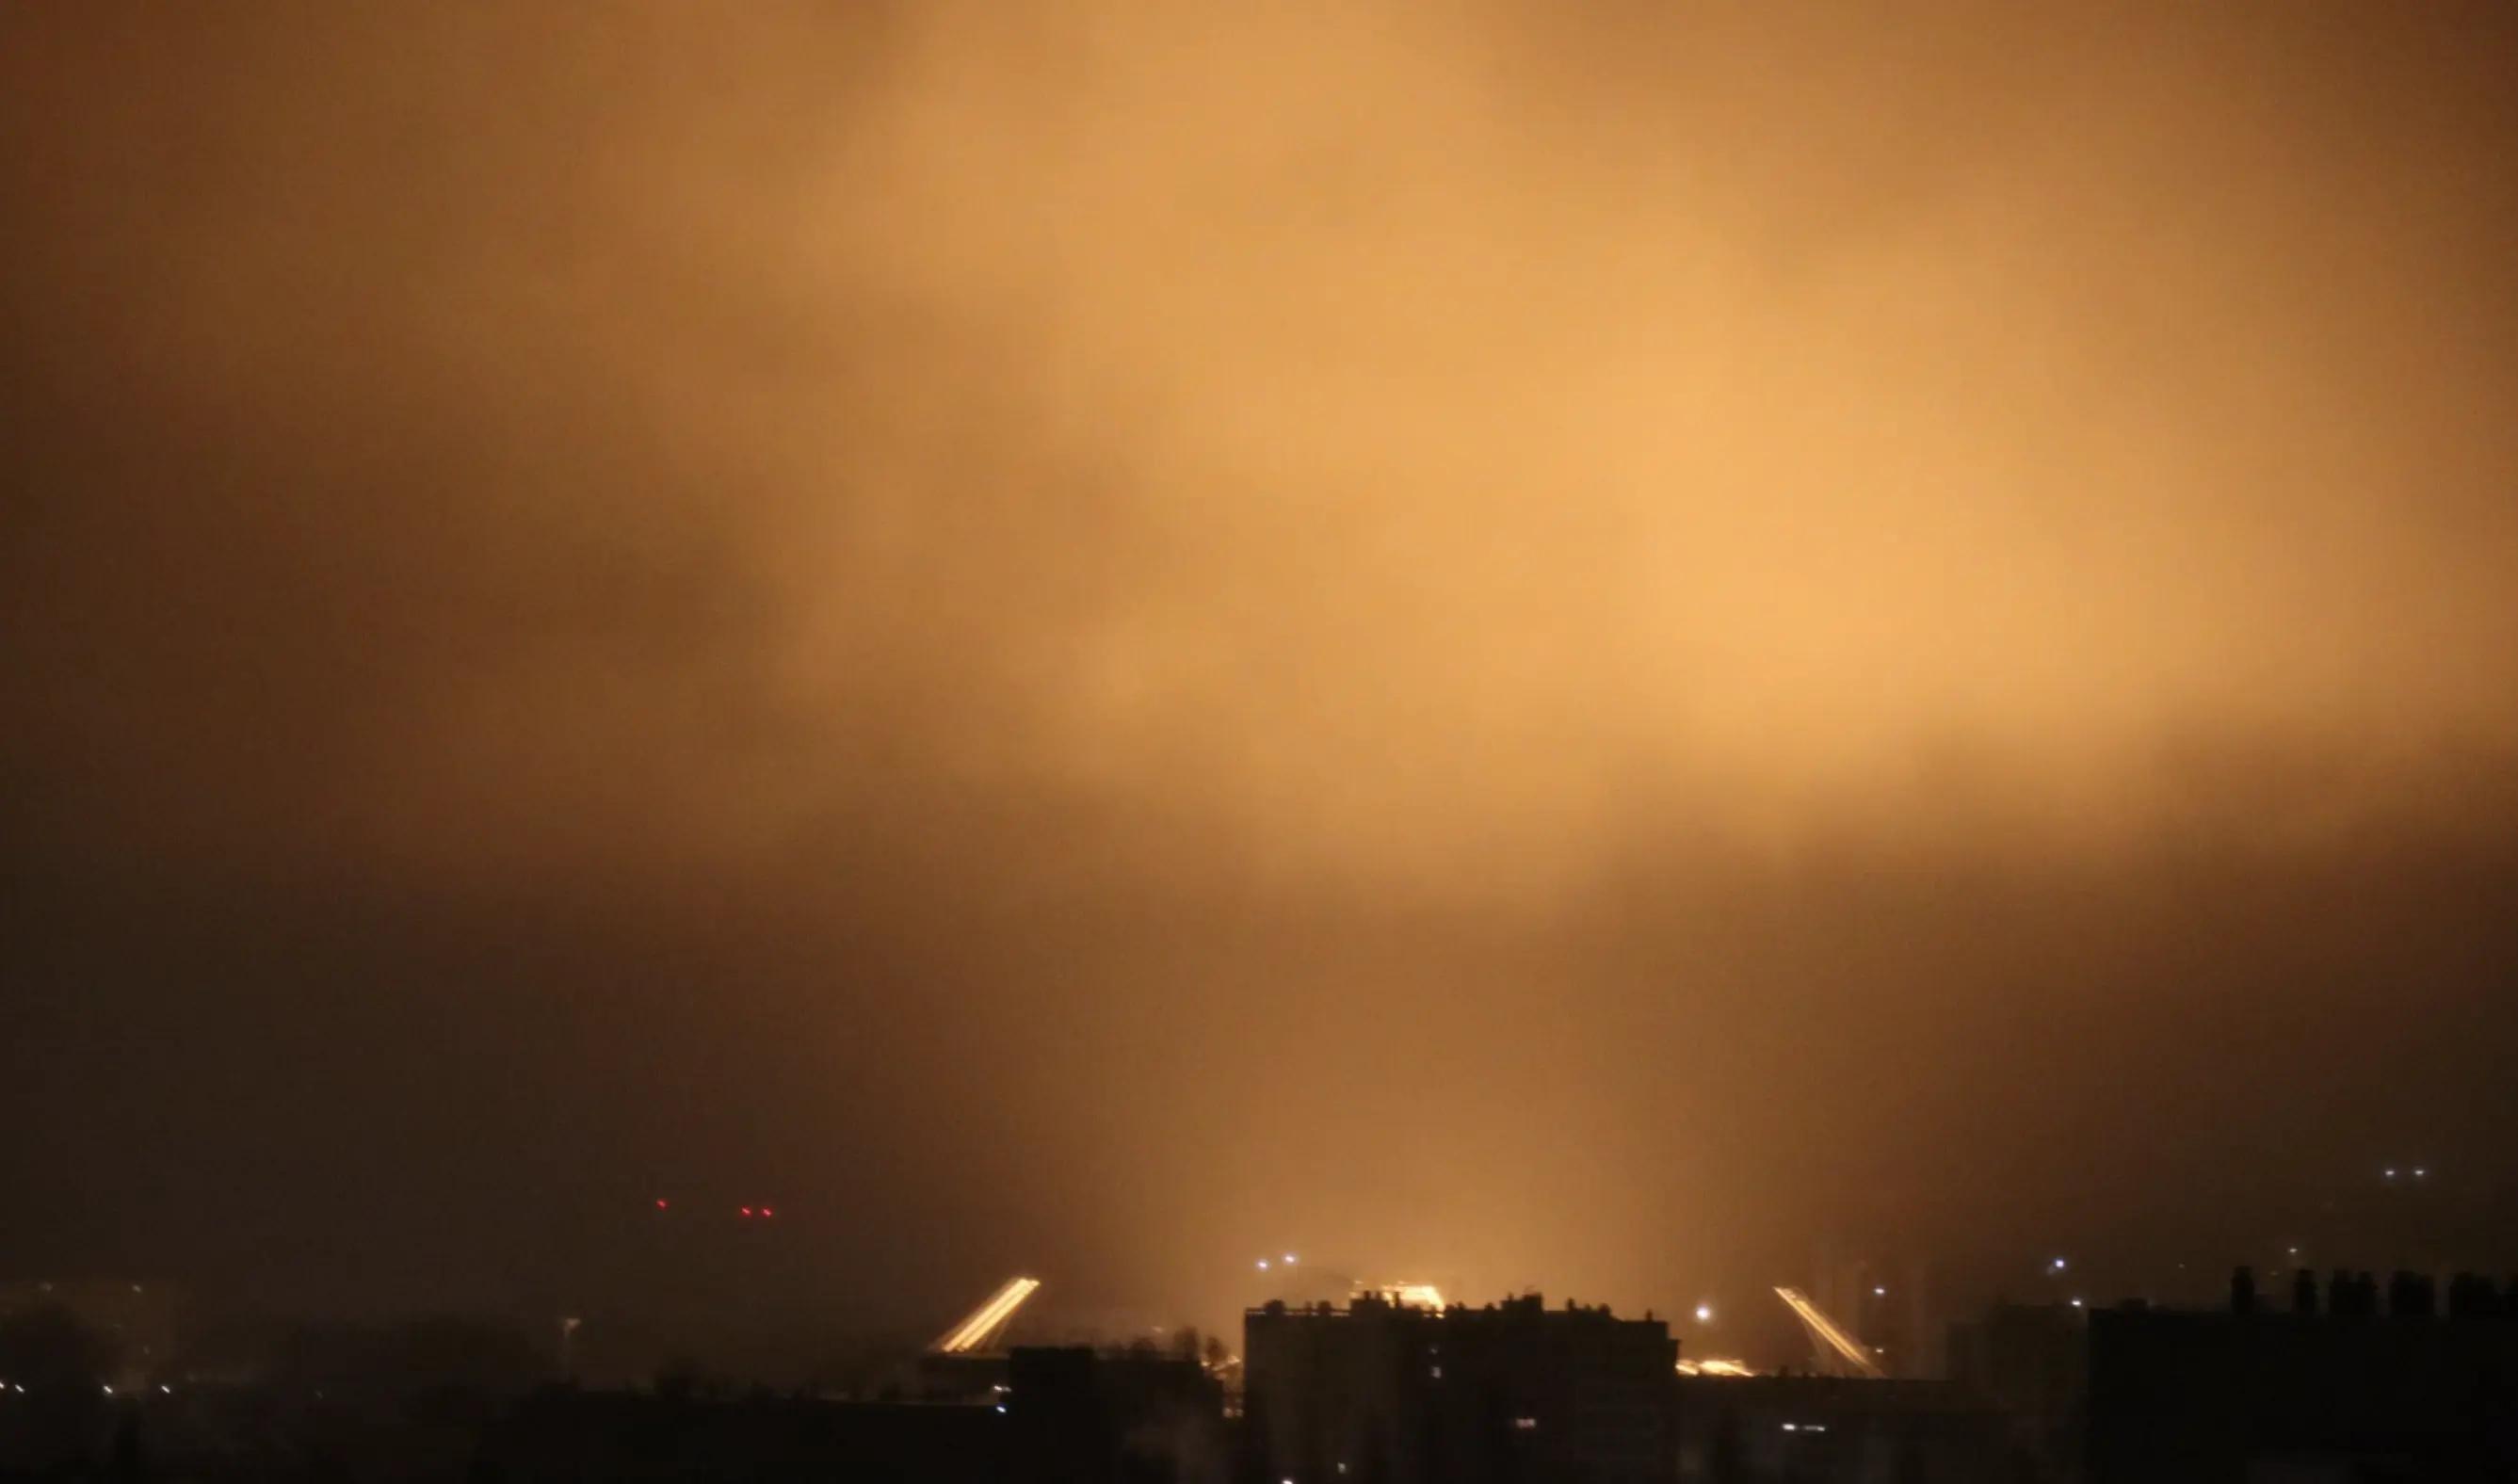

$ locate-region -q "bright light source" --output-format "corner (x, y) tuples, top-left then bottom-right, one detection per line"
(1676, 1358), (1756, 1378)
(2384, 1168), (2397, 1180)
(102, 1385), (114, 1395)
(762, 1207), (775, 1218)
(2070, 1298), (2085, 1309)
(2414, 1167), (2429, 1179)
(1775, 1288), (1885, 1379)
(655, 1199), (669, 1209)
(1872, 1285), (1886, 1297)
(159, 1384), (170, 1394)
(2050, 1257), (2067, 1272)
(994, 1403), (1007, 1414)
(1283, 1253), (1298, 1266)
(1256, 1259), (1269, 1271)
(1782, 1422), (1798, 1432)
(934, 1277), (1042, 1354)
(739, 1207), (753, 1218)
(1693, 1303), (1714, 1323)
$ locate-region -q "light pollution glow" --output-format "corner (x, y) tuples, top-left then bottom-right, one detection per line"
(3, 3), (2517, 1353)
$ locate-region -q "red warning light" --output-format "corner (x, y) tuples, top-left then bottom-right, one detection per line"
(654, 1199), (670, 1210)
(739, 1206), (753, 1218)
(762, 1207), (776, 1218)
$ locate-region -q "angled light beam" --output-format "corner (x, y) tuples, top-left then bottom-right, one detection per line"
(932, 1276), (1041, 1354)
(1774, 1287), (1885, 1379)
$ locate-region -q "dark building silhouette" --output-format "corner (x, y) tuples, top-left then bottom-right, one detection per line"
(472, 1391), (1011, 1483)
(915, 1348), (1012, 1403)
(1244, 1293), (1676, 1484)
(471, 1347), (1231, 1484)
(1672, 1375), (2003, 1483)
(1009, 1345), (1228, 1484)
(1945, 1300), (2085, 1477)
(2086, 1269), (2518, 1482)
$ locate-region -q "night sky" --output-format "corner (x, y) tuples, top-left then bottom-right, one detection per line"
(7, 4), (2518, 1363)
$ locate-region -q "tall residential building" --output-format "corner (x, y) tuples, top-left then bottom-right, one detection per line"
(1244, 1292), (1677, 1484)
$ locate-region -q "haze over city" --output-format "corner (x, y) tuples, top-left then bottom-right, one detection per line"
(7, 1), (2518, 1377)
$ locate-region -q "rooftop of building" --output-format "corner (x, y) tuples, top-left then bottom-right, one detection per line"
(1249, 1292), (1659, 1325)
